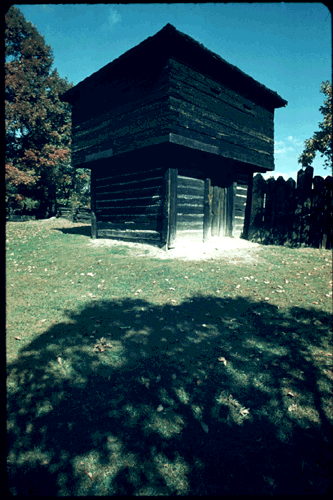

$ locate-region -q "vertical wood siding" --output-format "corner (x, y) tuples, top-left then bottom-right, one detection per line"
(248, 167), (332, 249)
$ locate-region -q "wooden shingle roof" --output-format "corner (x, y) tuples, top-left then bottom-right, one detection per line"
(62, 23), (287, 110)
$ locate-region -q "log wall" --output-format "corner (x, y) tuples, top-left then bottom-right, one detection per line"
(234, 173), (251, 238)
(166, 58), (274, 171)
(69, 57), (275, 173)
(176, 175), (205, 241)
(93, 152), (165, 243)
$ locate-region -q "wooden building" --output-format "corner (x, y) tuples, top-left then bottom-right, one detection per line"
(61, 23), (287, 248)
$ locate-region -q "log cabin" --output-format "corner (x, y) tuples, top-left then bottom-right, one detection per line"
(61, 23), (287, 248)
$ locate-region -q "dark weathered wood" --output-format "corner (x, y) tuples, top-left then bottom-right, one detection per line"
(169, 127), (272, 170)
(177, 204), (204, 215)
(73, 131), (171, 167)
(247, 169), (332, 249)
(90, 168), (97, 239)
(167, 58), (275, 123)
(242, 172), (253, 239)
(203, 178), (212, 242)
(177, 222), (203, 231)
(97, 205), (161, 218)
(98, 228), (161, 241)
(211, 185), (220, 237)
(75, 106), (173, 155)
(98, 221), (158, 231)
(225, 182), (236, 237)
(177, 175), (204, 188)
(323, 176), (333, 249)
(169, 101), (273, 156)
(96, 167), (164, 186)
(219, 187), (226, 237)
(61, 24), (287, 245)
(310, 176), (325, 248)
(162, 168), (178, 248)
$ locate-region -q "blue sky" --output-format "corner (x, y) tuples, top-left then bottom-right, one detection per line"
(14, 3), (331, 180)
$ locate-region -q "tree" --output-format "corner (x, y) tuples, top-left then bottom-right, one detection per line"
(298, 81), (332, 172)
(5, 6), (74, 216)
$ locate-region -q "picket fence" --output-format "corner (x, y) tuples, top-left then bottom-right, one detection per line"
(246, 166), (332, 249)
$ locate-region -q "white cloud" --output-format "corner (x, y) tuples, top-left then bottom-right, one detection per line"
(274, 136), (303, 154)
(286, 135), (303, 147)
(275, 145), (294, 154)
(108, 7), (121, 28)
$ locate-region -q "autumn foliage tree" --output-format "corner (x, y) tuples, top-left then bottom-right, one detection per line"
(298, 81), (332, 172)
(5, 6), (80, 216)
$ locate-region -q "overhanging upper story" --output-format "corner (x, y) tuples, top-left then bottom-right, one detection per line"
(61, 23), (287, 173)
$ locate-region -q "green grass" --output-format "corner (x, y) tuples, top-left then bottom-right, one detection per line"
(6, 218), (333, 495)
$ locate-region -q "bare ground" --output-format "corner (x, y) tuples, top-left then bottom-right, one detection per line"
(87, 236), (261, 263)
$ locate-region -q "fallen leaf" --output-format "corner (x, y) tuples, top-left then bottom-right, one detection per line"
(201, 422), (209, 433)
(14, 336), (22, 340)
(218, 357), (227, 366)
(287, 391), (294, 397)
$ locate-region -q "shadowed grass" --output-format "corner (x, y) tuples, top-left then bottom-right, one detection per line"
(6, 218), (333, 495)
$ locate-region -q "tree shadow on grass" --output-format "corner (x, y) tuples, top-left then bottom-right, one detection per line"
(6, 295), (333, 495)
(52, 224), (91, 237)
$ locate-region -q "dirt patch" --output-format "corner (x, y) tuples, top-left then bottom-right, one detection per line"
(87, 236), (261, 263)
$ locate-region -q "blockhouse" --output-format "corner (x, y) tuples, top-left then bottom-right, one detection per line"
(61, 23), (287, 248)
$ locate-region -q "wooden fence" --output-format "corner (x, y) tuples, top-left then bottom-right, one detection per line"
(57, 203), (91, 223)
(246, 166), (332, 249)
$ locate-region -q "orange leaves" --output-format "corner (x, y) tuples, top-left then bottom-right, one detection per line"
(5, 163), (37, 187)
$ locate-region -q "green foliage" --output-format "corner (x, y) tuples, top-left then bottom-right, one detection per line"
(5, 6), (74, 215)
(298, 81), (332, 171)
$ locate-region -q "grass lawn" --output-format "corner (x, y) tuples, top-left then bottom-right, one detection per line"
(6, 217), (333, 495)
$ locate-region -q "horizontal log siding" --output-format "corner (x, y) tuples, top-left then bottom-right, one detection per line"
(95, 165), (164, 241)
(166, 58), (274, 170)
(177, 175), (204, 239)
(233, 173), (250, 237)
(71, 66), (172, 166)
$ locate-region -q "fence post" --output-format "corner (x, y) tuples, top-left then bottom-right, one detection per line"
(323, 175), (333, 249)
(297, 167), (313, 246)
(311, 176), (325, 248)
